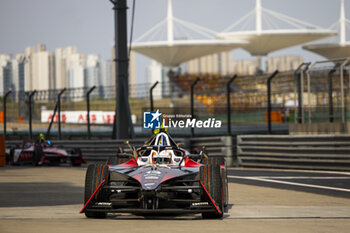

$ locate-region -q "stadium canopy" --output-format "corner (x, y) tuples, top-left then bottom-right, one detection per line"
(131, 0), (247, 67)
(217, 0), (336, 63)
(303, 0), (350, 60)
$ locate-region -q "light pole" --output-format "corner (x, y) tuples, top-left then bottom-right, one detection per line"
(110, 0), (134, 139)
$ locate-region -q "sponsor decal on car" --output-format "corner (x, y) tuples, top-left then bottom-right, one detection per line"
(144, 183), (155, 186)
(144, 176), (159, 179)
(191, 202), (209, 206)
(146, 170), (161, 175)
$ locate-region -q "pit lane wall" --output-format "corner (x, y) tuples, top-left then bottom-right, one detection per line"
(237, 134), (350, 171)
(289, 122), (350, 135)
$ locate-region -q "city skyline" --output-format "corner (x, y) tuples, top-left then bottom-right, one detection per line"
(0, 0), (348, 84)
(0, 44), (114, 98)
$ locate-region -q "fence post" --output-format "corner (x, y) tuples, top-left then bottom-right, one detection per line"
(328, 68), (337, 123)
(267, 70), (279, 134)
(227, 75), (237, 136)
(28, 90), (37, 139)
(339, 58), (350, 123)
(3, 90), (12, 139)
(86, 86), (96, 139)
(46, 103), (58, 139)
(190, 77), (200, 137)
(149, 81), (159, 112)
(293, 63), (310, 124)
(57, 88), (66, 140)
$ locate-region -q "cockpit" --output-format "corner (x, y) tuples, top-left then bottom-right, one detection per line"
(137, 132), (186, 166)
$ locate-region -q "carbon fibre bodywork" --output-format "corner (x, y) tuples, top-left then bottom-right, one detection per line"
(81, 132), (227, 218)
(8, 141), (85, 166)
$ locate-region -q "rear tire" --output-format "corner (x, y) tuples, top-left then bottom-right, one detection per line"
(200, 161), (224, 219)
(71, 148), (82, 155)
(84, 164), (109, 218)
(32, 147), (43, 166)
(70, 148), (83, 166)
(7, 148), (15, 165)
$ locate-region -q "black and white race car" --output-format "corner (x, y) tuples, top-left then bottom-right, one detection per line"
(80, 130), (228, 219)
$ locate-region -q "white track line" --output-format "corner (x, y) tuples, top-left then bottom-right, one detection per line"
(227, 168), (350, 176)
(228, 175), (350, 193)
(233, 176), (350, 179)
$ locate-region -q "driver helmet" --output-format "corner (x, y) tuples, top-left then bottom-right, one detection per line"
(39, 133), (46, 143)
(152, 150), (172, 164)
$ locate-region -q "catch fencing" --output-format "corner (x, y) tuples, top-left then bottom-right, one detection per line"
(1, 58), (350, 139)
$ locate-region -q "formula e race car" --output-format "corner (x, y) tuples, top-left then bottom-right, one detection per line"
(80, 130), (228, 219)
(7, 141), (85, 166)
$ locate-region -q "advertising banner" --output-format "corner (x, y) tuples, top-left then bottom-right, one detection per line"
(41, 111), (115, 124)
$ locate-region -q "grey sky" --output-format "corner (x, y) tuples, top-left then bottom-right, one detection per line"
(0, 0), (347, 82)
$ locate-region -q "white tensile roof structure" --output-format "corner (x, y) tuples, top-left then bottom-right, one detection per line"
(217, 0), (336, 59)
(131, 0), (247, 67)
(303, 0), (350, 60)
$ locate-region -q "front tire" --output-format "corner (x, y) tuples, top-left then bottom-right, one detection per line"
(84, 164), (109, 218)
(200, 161), (224, 219)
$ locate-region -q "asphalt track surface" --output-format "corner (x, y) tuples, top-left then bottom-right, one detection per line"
(228, 168), (350, 198)
(0, 166), (350, 233)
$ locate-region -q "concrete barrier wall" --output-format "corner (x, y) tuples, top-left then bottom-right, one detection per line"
(237, 134), (350, 171)
(5, 136), (234, 164)
(290, 122), (350, 135)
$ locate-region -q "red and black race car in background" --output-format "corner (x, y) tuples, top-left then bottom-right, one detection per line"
(7, 141), (85, 166)
(81, 130), (228, 219)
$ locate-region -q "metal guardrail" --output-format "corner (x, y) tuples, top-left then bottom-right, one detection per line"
(237, 134), (350, 171)
(5, 136), (234, 164)
(5, 139), (147, 163)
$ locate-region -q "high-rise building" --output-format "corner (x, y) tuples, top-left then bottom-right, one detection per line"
(267, 56), (303, 73)
(100, 59), (113, 98)
(11, 54), (25, 100)
(146, 60), (162, 99)
(66, 53), (84, 89)
(2, 61), (12, 94)
(0, 54), (12, 95)
(55, 46), (77, 89)
(85, 54), (100, 88)
(25, 44), (54, 92)
(24, 47), (34, 91)
(1, 44), (137, 101)
(33, 44), (54, 90)
(187, 51), (260, 75)
(187, 51), (232, 75)
(85, 54), (107, 98)
(231, 59), (259, 75)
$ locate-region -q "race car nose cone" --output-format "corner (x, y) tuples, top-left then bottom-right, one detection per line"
(141, 170), (163, 190)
